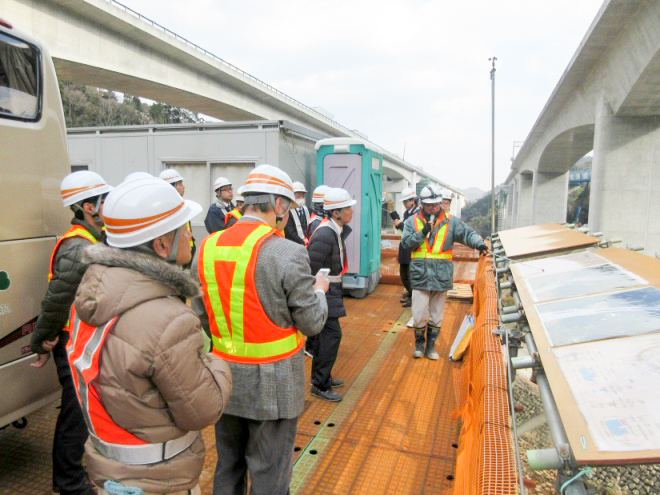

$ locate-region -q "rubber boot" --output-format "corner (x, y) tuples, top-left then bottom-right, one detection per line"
(426, 325), (440, 360)
(413, 328), (426, 358)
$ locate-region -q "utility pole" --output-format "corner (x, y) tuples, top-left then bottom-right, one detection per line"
(489, 57), (497, 235)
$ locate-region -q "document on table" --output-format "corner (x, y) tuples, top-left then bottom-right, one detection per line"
(553, 333), (660, 452)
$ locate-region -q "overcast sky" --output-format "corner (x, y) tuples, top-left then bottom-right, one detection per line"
(118, 0), (604, 191)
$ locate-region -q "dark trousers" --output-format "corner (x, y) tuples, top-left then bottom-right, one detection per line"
(311, 317), (342, 391)
(52, 333), (91, 495)
(213, 414), (298, 495)
(399, 263), (412, 293)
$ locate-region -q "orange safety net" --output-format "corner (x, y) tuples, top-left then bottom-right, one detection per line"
(451, 255), (519, 495)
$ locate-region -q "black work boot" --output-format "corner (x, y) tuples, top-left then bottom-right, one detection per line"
(426, 325), (440, 360)
(311, 385), (342, 402)
(413, 328), (426, 358)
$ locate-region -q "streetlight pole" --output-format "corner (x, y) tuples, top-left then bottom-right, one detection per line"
(489, 57), (497, 235)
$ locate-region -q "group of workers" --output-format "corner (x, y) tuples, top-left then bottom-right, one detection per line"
(29, 164), (359, 495)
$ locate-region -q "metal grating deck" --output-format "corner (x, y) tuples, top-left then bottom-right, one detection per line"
(1, 284), (471, 495)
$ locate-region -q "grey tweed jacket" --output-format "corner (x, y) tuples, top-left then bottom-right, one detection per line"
(193, 216), (328, 420)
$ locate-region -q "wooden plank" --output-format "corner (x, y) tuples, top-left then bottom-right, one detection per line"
(447, 283), (473, 301)
(498, 223), (599, 259)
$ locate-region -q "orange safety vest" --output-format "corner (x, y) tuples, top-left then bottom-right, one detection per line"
(66, 306), (146, 446)
(198, 222), (303, 364)
(66, 305), (198, 464)
(224, 209), (243, 227)
(411, 212), (453, 261)
(48, 225), (97, 281)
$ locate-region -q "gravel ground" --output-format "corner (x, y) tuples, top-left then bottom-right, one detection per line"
(512, 376), (659, 495)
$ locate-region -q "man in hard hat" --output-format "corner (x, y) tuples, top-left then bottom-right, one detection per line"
(68, 177), (232, 493)
(204, 177), (234, 233)
(194, 164), (329, 495)
(440, 189), (453, 214)
(224, 185), (245, 228)
(393, 187), (420, 308)
(307, 184), (329, 238)
(159, 168), (196, 264)
(30, 171), (112, 495)
(307, 187), (355, 402)
(401, 185), (487, 360)
(284, 181), (310, 245)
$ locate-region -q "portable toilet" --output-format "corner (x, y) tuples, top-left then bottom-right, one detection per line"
(315, 138), (382, 298)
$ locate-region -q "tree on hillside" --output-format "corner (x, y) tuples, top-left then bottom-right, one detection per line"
(460, 193), (493, 239)
(58, 81), (203, 127)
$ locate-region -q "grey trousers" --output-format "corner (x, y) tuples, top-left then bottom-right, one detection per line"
(411, 289), (447, 328)
(213, 414), (298, 495)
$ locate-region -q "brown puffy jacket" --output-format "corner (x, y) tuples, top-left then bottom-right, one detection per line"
(74, 243), (232, 493)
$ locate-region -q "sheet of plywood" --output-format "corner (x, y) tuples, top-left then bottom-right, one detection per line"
(498, 223), (599, 259)
(509, 247), (660, 464)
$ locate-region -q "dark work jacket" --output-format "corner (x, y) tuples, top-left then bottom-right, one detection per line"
(284, 208), (308, 245)
(306, 209), (325, 238)
(204, 202), (234, 234)
(31, 218), (104, 354)
(396, 204), (421, 264)
(307, 222), (352, 319)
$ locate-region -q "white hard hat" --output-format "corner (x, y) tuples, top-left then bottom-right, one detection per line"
(400, 187), (416, 202)
(213, 177), (232, 191)
(235, 186), (245, 203)
(324, 188), (357, 211)
(312, 185), (330, 203)
(441, 189), (453, 201)
(159, 168), (184, 184)
(419, 185), (442, 204)
(242, 164), (297, 206)
(124, 172), (154, 183)
(60, 171), (113, 207)
(292, 181), (307, 193)
(102, 178), (202, 248)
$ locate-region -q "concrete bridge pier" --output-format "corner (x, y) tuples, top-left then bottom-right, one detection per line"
(517, 173), (534, 227)
(531, 171), (569, 224)
(589, 97), (660, 253)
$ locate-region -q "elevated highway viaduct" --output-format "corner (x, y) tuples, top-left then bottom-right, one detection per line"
(2, 0), (464, 208)
(504, 0), (660, 254)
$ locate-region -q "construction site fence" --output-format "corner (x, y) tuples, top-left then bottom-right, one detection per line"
(452, 255), (519, 495)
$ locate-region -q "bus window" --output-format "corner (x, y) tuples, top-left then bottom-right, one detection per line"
(0, 31), (40, 120)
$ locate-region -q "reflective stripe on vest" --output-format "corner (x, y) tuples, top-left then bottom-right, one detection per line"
(411, 213), (453, 260)
(291, 207), (306, 240)
(186, 221), (194, 248)
(66, 306), (198, 465)
(309, 219), (348, 276)
(198, 222), (303, 364)
(225, 209), (243, 227)
(48, 225), (97, 281)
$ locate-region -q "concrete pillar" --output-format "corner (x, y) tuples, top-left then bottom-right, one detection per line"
(589, 96), (660, 254)
(504, 185), (514, 230)
(531, 171), (569, 224)
(510, 179), (519, 229)
(589, 96), (613, 233)
(517, 173), (534, 227)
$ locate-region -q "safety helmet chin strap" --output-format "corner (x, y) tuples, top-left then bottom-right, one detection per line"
(165, 227), (183, 264)
(244, 194), (291, 229)
(72, 195), (105, 226)
(91, 195), (104, 225)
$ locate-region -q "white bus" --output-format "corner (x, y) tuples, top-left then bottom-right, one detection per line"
(0, 17), (70, 429)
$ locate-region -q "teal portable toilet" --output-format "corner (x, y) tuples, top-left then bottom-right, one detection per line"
(315, 138), (382, 298)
